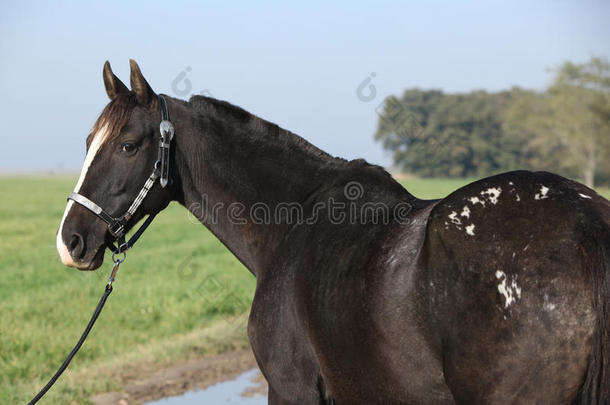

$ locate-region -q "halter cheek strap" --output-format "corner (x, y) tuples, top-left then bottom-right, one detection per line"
(67, 95), (173, 254)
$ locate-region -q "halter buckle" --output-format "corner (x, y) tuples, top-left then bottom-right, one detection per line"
(158, 119), (174, 188)
(108, 220), (126, 238)
(160, 120), (174, 140)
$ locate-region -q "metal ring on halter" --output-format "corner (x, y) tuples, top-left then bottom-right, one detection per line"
(112, 251), (126, 264)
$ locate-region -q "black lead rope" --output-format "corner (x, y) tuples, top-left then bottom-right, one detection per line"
(28, 259), (123, 404)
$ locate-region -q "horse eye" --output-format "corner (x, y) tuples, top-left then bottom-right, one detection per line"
(121, 143), (136, 153)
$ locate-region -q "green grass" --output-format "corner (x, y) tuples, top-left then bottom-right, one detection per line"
(0, 175), (608, 403)
(398, 177), (477, 199)
(0, 176), (254, 403)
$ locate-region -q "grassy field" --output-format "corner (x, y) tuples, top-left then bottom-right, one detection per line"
(0, 175), (608, 403)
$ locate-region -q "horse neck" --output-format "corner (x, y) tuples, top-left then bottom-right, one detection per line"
(170, 96), (343, 277)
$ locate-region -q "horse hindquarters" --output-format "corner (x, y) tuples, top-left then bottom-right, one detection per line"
(434, 243), (603, 405)
(416, 171), (610, 404)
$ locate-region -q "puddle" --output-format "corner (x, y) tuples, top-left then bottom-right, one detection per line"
(146, 369), (266, 405)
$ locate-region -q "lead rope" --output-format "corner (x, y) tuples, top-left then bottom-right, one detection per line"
(27, 254), (125, 404)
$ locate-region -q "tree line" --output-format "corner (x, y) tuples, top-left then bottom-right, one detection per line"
(374, 57), (610, 187)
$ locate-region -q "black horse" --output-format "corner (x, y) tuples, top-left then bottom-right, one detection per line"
(57, 60), (609, 404)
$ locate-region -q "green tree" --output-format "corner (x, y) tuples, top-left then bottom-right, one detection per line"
(501, 88), (564, 173)
(375, 57), (610, 186)
(504, 57), (610, 187)
(547, 57), (610, 187)
(375, 89), (526, 178)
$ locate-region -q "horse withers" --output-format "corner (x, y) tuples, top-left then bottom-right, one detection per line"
(56, 60), (610, 404)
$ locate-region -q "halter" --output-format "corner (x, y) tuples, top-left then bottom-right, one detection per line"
(67, 95), (174, 254)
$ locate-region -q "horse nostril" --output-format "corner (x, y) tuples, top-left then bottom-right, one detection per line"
(69, 233), (85, 259)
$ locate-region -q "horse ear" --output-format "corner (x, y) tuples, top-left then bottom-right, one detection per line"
(103, 61), (129, 100)
(129, 59), (156, 107)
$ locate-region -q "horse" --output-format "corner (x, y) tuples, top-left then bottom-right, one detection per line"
(56, 60), (609, 404)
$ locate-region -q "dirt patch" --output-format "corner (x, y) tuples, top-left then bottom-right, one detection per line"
(91, 349), (266, 404)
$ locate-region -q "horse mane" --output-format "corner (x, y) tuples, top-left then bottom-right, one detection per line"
(87, 93), (392, 179)
(188, 95), (343, 164)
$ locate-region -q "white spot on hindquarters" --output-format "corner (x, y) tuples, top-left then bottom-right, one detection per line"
(481, 187), (501, 205)
(509, 181), (514, 186)
(468, 196), (485, 206)
(511, 279), (521, 299)
(448, 211), (462, 225)
(465, 224), (475, 236)
(534, 185), (549, 200)
(515, 194), (521, 202)
(460, 206), (470, 218)
(579, 193), (592, 199)
(495, 270), (521, 308)
(56, 124), (110, 267)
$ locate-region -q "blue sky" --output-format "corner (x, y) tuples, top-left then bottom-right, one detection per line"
(0, 0), (608, 171)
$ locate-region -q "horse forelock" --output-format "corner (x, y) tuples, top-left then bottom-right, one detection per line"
(87, 93), (137, 150)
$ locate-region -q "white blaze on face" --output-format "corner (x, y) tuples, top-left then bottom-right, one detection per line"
(56, 124), (109, 266)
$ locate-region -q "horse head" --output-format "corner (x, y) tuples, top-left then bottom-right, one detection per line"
(56, 60), (173, 270)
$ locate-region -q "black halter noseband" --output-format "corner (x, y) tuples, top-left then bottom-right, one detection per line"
(67, 95), (174, 254)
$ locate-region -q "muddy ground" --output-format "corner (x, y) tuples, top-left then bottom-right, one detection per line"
(91, 349), (267, 404)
